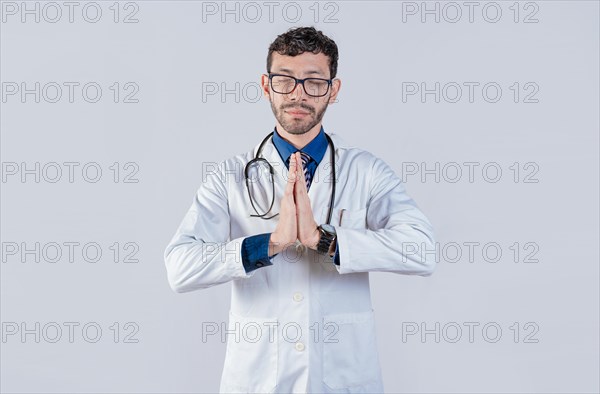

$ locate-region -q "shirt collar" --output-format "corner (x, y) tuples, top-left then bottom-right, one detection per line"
(272, 125), (328, 167)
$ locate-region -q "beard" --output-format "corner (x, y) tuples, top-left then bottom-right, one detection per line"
(271, 100), (329, 135)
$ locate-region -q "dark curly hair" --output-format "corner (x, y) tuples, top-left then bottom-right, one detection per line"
(267, 26), (339, 79)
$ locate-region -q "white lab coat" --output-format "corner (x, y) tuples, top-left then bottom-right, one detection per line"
(164, 132), (436, 393)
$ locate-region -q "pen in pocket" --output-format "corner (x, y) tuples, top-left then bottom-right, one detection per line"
(339, 209), (346, 226)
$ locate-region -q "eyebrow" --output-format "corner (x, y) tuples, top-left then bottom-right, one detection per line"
(275, 68), (326, 77)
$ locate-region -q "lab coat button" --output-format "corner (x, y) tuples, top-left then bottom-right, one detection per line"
(256, 262), (264, 267)
(293, 292), (304, 302)
(295, 342), (305, 352)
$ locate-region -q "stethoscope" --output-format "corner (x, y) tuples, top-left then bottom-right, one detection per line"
(244, 131), (336, 225)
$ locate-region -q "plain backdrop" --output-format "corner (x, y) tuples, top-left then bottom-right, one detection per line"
(1, 1), (598, 393)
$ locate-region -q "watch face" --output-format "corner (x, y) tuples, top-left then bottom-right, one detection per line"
(321, 224), (336, 234)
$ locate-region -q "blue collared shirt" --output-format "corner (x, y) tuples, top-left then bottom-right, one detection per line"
(241, 126), (340, 273)
(272, 124), (328, 181)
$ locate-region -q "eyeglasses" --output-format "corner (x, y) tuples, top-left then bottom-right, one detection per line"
(267, 72), (333, 97)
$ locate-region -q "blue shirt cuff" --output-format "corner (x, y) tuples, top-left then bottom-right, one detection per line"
(333, 241), (340, 266)
(241, 233), (276, 273)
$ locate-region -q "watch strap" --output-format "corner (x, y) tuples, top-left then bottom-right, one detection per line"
(317, 225), (336, 254)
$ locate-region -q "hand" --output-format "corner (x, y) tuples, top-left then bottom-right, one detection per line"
(269, 153), (298, 256)
(293, 152), (321, 250)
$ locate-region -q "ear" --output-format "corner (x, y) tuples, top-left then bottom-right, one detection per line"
(261, 74), (271, 101)
(328, 78), (341, 104)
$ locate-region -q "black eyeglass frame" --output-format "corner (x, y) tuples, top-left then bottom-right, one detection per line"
(267, 72), (334, 97)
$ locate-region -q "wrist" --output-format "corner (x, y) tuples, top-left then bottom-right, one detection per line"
(315, 224), (337, 255)
(269, 233), (287, 256)
(308, 227), (321, 250)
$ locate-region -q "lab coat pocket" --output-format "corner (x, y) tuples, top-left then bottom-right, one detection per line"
(220, 311), (279, 393)
(322, 309), (381, 390)
(339, 207), (368, 229)
(325, 207), (368, 229)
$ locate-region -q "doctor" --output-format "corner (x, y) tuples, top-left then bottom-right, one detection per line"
(164, 27), (436, 393)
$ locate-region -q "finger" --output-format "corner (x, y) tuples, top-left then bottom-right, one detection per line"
(295, 152), (308, 194)
(297, 152), (304, 173)
(285, 154), (297, 194)
(294, 153), (303, 194)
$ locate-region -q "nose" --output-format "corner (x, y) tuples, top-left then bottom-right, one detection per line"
(288, 81), (307, 101)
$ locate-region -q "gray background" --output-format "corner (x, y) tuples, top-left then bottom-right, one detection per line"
(1, 1), (598, 393)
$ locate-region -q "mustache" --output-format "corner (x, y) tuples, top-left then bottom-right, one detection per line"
(281, 104), (314, 114)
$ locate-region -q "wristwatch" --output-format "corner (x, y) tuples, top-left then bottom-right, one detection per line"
(316, 224), (337, 255)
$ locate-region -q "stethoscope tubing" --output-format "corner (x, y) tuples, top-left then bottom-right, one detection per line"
(244, 131), (336, 225)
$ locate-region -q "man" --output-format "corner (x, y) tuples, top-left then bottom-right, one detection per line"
(164, 26), (436, 393)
